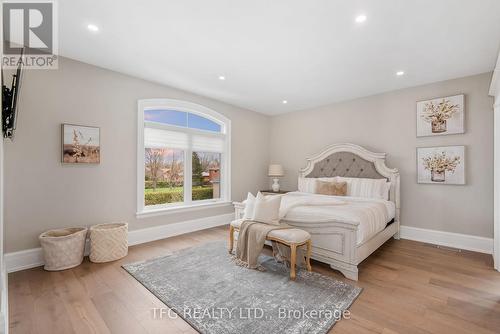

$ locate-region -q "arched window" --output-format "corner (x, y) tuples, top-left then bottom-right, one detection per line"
(137, 99), (231, 215)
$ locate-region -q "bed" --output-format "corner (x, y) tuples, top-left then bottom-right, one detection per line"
(233, 143), (400, 281)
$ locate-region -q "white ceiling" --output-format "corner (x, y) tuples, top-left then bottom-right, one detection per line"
(59, 0), (500, 115)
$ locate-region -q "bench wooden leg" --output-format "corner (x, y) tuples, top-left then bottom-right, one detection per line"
(306, 239), (312, 272)
(228, 225), (234, 253)
(290, 243), (297, 280)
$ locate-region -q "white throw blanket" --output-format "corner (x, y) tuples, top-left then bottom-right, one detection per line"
(279, 192), (392, 245)
(278, 192), (347, 218)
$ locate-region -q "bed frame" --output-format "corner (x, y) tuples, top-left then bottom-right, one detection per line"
(234, 143), (400, 280)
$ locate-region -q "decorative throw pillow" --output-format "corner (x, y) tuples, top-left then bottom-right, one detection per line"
(336, 177), (388, 199)
(242, 192), (256, 220)
(251, 192), (281, 225)
(298, 177), (338, 193)
(315, 180), (347, 196)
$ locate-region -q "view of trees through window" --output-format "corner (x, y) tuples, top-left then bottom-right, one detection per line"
(144, 148), (184, 206)
(144, 148), (220, 206)
(192, 152), (221, 201)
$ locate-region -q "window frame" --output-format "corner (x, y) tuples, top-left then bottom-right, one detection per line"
(137, 99), (231, 217)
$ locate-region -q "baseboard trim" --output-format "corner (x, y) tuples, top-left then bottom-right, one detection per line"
(5, 248), (44, 273)
(127, 213), (233, 246)
(5, 213), (233, 273)
(400, 226), (493, 254)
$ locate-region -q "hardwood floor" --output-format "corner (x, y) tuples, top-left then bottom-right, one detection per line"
(8, 226), (500, 334)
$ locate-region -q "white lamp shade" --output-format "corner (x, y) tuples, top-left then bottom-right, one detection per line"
(268, 164), (284, 177)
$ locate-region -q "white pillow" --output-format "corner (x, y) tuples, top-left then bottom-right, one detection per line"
(298, 177), (316, 193)
(382, 182), (391, 200)
(242, 192), (256, 220)
(336, 177), (388, 200)
(251, 192), (281, 225)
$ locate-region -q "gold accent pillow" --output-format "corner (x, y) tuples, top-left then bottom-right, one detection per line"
(316, 180), (347, 196)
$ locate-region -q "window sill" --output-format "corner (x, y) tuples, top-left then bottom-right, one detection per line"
(136, 201), (232, 219)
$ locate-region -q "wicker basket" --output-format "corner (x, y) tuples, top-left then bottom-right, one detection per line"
(89, 222), (128, 263)
(39, 227), (88, 271)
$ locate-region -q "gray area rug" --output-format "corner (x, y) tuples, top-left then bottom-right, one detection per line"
(122, 241), (362, 334)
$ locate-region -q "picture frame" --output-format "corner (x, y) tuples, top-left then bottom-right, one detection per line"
(417, 145), (465, 185)
(416, 94), (464, 137)
(61, 124), (101, 164)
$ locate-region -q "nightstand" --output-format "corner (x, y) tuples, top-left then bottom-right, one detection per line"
(259, 190), (290, 195)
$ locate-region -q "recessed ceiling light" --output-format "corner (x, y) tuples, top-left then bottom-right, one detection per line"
(396, 71), (405, 76)
(282, 100), (288, 104)
(218, 75), (225, 80)
(355, 15), (367, 23)
(87, 24), (99, 32)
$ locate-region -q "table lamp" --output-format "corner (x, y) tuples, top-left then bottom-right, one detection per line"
(268, 164), (284, 192)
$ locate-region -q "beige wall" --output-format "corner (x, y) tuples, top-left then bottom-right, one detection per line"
(269, 72), (494, 238)
(4, 57), (270, 252)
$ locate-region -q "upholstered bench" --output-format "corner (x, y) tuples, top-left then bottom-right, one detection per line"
(228, 219), (312, 280)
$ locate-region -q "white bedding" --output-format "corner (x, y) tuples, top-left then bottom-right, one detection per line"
(279, 191), (395, 245)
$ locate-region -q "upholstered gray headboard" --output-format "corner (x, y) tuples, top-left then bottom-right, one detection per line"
(298, 143), (400, 221)
(305, 151), (386, 179)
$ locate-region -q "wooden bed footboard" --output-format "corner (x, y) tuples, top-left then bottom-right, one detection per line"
(281, 219), (360, 280)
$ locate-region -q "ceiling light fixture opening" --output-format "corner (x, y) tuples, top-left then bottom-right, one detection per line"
(355, 15), (367, 23)
(87, 24), (99, 32)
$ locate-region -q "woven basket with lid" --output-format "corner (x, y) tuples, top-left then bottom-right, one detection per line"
(89, 222), (128, 263)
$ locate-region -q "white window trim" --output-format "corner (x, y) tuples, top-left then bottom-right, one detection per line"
(137, 99), (231, 217)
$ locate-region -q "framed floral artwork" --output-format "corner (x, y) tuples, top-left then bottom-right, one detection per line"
(417, 146), (465, 185)
(416, 94), (464, 137)
(61, 124), (100, 164)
